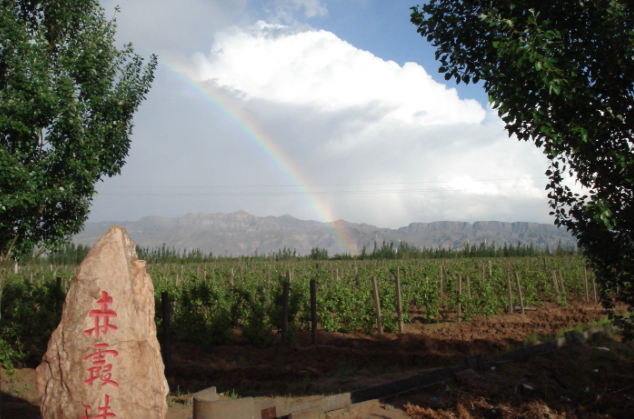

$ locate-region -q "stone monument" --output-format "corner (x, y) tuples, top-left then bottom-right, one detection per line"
(36, 226), (169, 419)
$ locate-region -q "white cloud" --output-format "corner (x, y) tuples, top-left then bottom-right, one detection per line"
(186, 22), (486, 130)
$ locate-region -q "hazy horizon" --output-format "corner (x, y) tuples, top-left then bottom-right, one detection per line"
(83, 209), (566, 230)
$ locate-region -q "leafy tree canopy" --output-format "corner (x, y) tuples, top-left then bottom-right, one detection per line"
(411, 0), (633, 331)
(0, 0), (157, 262)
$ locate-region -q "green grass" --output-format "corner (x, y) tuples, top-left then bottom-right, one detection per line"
(223, 389), (241, 399)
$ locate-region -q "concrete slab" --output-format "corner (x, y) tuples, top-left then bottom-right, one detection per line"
(194, 396), (255, 419)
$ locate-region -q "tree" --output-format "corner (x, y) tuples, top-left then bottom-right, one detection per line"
(0, 0), (157, 265)
(411, 1), (633, 334)
(310, 247), (329, 260)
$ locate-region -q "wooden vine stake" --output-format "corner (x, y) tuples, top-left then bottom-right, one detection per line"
(583, 266), (589, 302)
(161, 291), (171, 371)
(281, 281), (290, 345)
(506, 270), (514, 315)
(514, 272), (525, 314)
(552, 271), (562, 304)
(592, 272), (598, 302)
(439, 265), (444, 300)
(230, 268), (234, 288)
(395, 267), (404, 333)
(466, 275), (471, 300)
(456, 274), (462, 323)
(370, 275), (383, 334)
(310, 279), (317, 345)
(558, 270), (567, 300)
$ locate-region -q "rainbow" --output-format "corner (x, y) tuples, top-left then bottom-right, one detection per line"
(161, 62), (356, 255)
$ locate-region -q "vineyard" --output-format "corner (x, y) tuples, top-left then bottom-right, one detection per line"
(0, 254), (597, 369)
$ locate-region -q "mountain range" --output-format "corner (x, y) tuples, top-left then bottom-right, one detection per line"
(72, 211), (577, 256)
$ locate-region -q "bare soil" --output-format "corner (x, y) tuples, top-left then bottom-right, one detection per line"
(326, 334), (634, 419)
(2, 302), (632, 419)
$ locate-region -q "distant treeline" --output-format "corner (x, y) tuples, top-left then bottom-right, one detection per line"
(26, 239), (577, 265)
(41, 243), (92, 265)
(351, 239), (577, 261)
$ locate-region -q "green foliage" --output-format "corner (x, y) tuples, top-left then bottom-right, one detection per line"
(268, 280), (304, 343)
(45, 242), (91, 265)
(310, 247), (329, 260)
(0, 337), (22, 372)
(269, 247), (298, 261)
(0, 0), (157, 260)
(366, 239), (574, 260)
(154, 278), (234, 346)
(411, 0), (634, 336)
(0, 269), (65, 368)
(231, 286), (273, 346)
(138, 244), (213, 264)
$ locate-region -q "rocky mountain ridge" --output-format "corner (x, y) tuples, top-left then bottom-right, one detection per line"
(73, 210), (577, 256)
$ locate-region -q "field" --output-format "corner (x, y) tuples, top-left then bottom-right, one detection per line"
(1, 255), (633, 418)
(1, 255), (596, 364)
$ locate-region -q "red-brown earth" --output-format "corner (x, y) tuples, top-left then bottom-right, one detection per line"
(1, 301), (632, 419)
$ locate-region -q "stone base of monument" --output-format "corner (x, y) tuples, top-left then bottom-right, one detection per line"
(193, 387), (352, 419)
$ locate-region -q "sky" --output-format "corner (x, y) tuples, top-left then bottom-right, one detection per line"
(89, 0), (567, 229)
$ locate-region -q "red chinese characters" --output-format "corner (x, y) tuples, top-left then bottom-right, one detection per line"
(81, 291), (119, 418)
(80, 405), (91, 419)
(84, 291), (118, 338)
(80, 395), (115, 419)
(84, 343), (119, 387)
